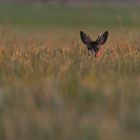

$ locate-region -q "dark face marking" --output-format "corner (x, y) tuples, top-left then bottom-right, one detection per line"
(90, 41), (100, 52)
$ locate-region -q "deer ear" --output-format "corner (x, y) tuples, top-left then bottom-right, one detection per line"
(80, 31), (92, 45)
(96, 31), (108, 46)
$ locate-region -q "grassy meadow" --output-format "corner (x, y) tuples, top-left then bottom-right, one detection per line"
(0, 4), (140, 140)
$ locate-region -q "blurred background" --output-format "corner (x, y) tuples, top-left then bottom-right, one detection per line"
(0, 0), (139, 27)
(0, 0), (140, 4)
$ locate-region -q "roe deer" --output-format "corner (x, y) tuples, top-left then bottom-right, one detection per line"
(80, 31), (108, 57)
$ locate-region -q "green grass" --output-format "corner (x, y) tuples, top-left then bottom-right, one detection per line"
(0, 5), (139, 28)
(0, 4), (140, 140)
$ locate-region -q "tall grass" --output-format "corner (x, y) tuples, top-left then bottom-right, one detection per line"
(0, 27), (139, 140)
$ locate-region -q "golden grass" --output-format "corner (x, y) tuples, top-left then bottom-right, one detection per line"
(0, 27), (140, 140)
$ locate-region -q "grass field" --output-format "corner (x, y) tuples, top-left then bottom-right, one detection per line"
(0, 4), (140, 140)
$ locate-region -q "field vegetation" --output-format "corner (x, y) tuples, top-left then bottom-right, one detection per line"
(0, 4), (140, 140)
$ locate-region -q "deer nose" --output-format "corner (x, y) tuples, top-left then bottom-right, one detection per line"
(95, 48), (103, 57)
